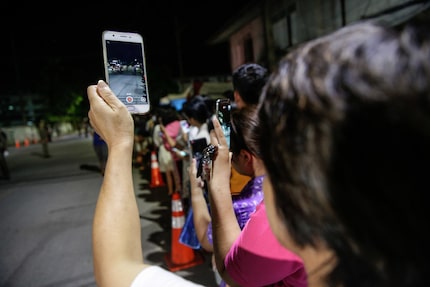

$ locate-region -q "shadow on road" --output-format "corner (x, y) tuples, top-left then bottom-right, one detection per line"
(79, 164), (102, 173)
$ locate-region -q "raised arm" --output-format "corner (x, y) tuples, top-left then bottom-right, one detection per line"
(88, 80), (148, 287)
(207, 116), (242, 286)
(189, 158), (213, 251)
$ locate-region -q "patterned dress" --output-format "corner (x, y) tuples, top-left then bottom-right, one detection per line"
(206, 175), (265, 245)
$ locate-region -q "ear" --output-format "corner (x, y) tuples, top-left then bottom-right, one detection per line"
(241, 149), (253, 164)
(234, 91), (243, 106)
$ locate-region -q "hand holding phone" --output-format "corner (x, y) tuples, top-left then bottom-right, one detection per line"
(102, 30), (150, 114)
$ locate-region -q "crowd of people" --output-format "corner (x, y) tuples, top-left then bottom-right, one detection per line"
(88, 18), (429, 287)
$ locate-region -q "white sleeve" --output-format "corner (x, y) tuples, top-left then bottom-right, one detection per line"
(131, 266), (206, 287)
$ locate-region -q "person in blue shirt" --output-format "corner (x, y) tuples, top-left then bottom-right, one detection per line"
(92, 130), (108, 176)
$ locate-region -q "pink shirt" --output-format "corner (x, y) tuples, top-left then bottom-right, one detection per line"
(224, 202), (307, 287)
(162, 120), (181, 160)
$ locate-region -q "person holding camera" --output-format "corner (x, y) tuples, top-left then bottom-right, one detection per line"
(189, 106), (269, 287)
(205, 106), (306, 287)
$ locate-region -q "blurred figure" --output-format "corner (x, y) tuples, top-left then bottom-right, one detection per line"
(133, 114), (153, 172)
(176, 95), (214, 251)
(0, 127), (10, 180)
(38, 119), (51, 158)
(82, 117), (90, 138)
(155, 107), (183, 196)
(153, 121), (177, 195)
(180, 95), (213, 198)
(232, 63), (268, 109)
(92, 130), (108, 176)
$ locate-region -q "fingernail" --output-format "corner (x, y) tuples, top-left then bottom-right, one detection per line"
(97, 80), (108, 89)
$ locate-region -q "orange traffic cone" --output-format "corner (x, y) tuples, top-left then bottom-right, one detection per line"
(24, 138), (30, 147)
(164, 192), (204, 271)
(149, 151), (165, 188)
(15, 139), (20, 148)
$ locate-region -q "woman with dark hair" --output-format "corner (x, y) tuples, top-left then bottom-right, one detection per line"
(203, 106), (306, 287)
(182, 95), (213, 143)
(257, 20), (430, 287)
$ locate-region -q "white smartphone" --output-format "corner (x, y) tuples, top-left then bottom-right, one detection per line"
(215, 98), (231, 148)
(102, 30), (150, 114)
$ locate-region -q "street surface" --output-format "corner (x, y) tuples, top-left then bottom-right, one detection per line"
(0, 133), (216, 287)
(109, 73), (147, 104)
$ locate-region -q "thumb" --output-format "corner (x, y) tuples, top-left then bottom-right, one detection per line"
(96, 80), (123, 109)
(190, 158), (197, 173)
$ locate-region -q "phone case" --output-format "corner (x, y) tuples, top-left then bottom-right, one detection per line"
(102, 31), (150, 114)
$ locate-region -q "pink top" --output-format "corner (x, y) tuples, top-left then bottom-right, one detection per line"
(162, 120), (181, 160)
(224, 202), (307, 287)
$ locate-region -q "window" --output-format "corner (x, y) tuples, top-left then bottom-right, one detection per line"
(244, 36), (254, 63)
(272, 4), (297, 55)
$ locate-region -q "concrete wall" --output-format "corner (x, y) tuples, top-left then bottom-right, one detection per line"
(2, 122), (76, 147)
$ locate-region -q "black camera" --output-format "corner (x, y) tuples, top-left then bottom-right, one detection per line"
(196, 144), (217, 180)
(190, 138), (208, 178)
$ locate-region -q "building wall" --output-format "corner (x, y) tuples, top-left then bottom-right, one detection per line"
(226, 0), (430, 72)
(229, 17), (265, 71)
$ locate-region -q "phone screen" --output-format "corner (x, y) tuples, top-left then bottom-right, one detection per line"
(190, 138), (208, 158)
(216, 98), (231, 148)
(102, 31), (150, 114)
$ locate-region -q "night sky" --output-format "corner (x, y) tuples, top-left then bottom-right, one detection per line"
(3, 1), (250, 97)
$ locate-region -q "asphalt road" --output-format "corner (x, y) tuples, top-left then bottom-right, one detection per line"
(0, 133), (216, 287)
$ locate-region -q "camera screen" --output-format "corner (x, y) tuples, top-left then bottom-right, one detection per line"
(217, 102), (231, 126)
(104, 40), (149, 106)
